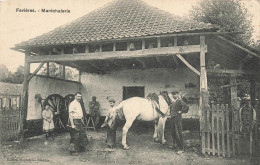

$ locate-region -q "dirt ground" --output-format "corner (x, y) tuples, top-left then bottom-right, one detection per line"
(0, 123), (255, 165)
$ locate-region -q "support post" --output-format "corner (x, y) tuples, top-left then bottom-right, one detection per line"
(62, 65), (66, 79)
(46, 62), (50, 76)
(250, 76), (256, 107)
(20, 51), (31, 141)
(142, 39), (145, 50)
(230, 74), (238, 109)
(199, 35), (208, 155)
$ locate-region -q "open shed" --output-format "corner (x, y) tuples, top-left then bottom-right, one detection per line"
(13, 0), (260, 157)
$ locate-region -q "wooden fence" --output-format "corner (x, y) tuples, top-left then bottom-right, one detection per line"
(201, 104), (259, 158)
(0, 95), (21, 145)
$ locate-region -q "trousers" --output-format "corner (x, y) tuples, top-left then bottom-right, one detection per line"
(170, 114), (184, 150)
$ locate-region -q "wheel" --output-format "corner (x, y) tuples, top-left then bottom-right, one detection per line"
(43, 94), (65, 129)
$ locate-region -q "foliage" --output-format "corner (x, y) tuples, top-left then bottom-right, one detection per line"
(39, 62), (79, 81)
(0, 64), (24, 84)
(190, 0), (254, 45)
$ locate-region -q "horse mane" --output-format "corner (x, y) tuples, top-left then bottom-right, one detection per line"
(160, 91), (171, 105)
(147, 93), (159, 104)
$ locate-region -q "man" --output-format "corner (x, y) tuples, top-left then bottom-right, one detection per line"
(68, 92), (88, 156)
(169, 92), (189, 155)
(101, 98), (117, 149)
(89, 96), (100, 128)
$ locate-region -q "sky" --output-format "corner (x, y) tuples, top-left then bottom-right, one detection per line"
(0, 0), (259, 72)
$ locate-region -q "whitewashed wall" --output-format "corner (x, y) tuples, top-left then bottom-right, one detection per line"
(81, 68), (200, 118)
(27, 76), (80, 120)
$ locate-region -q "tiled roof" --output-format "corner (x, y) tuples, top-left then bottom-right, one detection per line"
(15, 0), (216, 48)
(0, 82), (22, 95)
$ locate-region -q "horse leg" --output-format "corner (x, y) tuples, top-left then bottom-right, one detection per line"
(153, 122), (159, 142)
(157, 116), (167, 144)
(161, 116), (168, 144)
(122, 118), (135, 150)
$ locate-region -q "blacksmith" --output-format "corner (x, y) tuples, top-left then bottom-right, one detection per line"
(68, 92), (89, 156)
(89, 96), (100, 128)
(101, 98), (117, 149)
(169, 92), (189, 155)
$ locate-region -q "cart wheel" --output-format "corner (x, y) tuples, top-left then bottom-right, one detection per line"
(43, 94), (65, 129)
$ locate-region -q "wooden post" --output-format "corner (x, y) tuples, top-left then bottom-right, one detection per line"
(157, 37), (161, 48)
(127, 41), (130, 51)
(250, 76), (256, 107)
(46, 62), (50, 76)
(174, 37), (178, 46)
(200, 35), (208, 155)
(230, 74), (238, 109)
(142, 39), (145, 50)
(113, 43), (116, 51)
(20, 51), (31, 141)
(62, 65), (66, 79)
(85, 45), (89, 55)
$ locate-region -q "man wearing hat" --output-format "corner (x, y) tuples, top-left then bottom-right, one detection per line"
(101, 98), (117, 149)
(169, 92), (189, 155)
(89, 96), (100, 128)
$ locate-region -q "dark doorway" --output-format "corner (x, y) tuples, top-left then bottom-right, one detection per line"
(123, 86), (145, 100)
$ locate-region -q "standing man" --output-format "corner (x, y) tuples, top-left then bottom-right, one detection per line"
(169, 92), (189, 155)
(89, 96), (100, 128)
(101, 98), (117, 149)
(68, 92), (89, 156)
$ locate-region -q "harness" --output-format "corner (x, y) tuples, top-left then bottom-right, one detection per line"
(150, 100), (165, 117)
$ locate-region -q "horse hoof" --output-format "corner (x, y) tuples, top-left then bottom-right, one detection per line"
(123, 146), (130, 150)
(161, 141), (166, 145)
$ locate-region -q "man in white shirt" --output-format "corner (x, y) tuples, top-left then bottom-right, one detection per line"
(68, 92), (88, 156)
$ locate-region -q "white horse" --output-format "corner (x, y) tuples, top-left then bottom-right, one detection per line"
(110, 91), (172, 150)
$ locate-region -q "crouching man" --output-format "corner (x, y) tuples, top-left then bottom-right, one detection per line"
(68, 92), (89, 156)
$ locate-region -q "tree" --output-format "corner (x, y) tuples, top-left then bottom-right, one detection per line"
(12, 65), (24, 84)
(0, 64), (24, 84)
(190, 0), (254, 45)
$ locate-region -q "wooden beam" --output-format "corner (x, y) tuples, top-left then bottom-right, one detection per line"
(221, 83), (243, 88)
(46, 62), (50, 76)
(27, 45), (203, 63)
(216, 35), (260, 58)
(142, 39), (145, 50)
(135, 58), (146, 68)
(176, 54), (200, 75)
(157, 37), (161, 48)
(207, 69), (259, 75)
(230, 74), (238, 110)
(61, 47), (64, 55)
(99, 44), (102, 52)
(113, 43), (116, 51)
(200, 35), (208, 90)
(20, 51), (31, 141)
(174, 37), (178, 46)
(73, 47), (79, 54)
(62, 65), (66, 79)
(127, 41), (130, 51)
(28, 62), (45, 81)
(14, 31), (241, 51)
(85, 45), (89, 55)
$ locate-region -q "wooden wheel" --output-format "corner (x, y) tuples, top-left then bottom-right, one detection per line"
(43, 94), (65, 129)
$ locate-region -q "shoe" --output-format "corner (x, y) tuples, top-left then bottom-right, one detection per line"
(177, 150), (184, 155)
